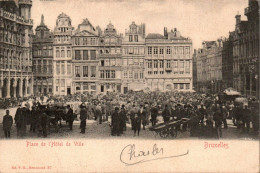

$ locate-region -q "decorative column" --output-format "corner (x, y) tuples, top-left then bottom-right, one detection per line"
(24, 79), (28, 97)
(19, 80), (23, 97)
(244, 74), (247, 96)
(6, 79), (10, 98)
(250, 72), (252, 96)
(13, 80), (17, 98)
(0, 80), (3, 98)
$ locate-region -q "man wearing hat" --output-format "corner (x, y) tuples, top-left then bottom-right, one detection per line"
(14, 104), (22, 137)
(80, 104), (87, 134)
(119, 105), (127, 134)
(111, 107), (120, 136)
(67, 105), (74, 130)
(150, 103), (158, 126)
(3, 110), (13, 138)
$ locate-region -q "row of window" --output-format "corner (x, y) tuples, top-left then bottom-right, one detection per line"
(100, 70), (116, 79)
(147, 69), (190, 75)
(33, 65), (53, 74)
(122, 47), (145, 55)
(75, 83), (96, 91)
(100, 37), (121, 44)
(129, 35), (139, 42)
(33, 49), (53, 56)
(56, 47), (71, 58)
(147, 46), (190, 55)
(147, 60), (191, 69)
(123, 71), (144, 79)
(33, 60), (52, 65)
(100, 59), (121, 66)
(100, 48), (121, 54)
(56, 63), (71, 75)
(74, 66), (96, 78)
(122, 58), (144, 66)
(148, 83), (190, 90)
(54, 35), (71, 44)
(74, 50), (96, 60)
(74, 37), (97, 46)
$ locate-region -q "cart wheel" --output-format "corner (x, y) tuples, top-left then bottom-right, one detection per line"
(159, 129), (169, 138)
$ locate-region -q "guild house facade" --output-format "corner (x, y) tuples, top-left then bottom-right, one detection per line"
(99, 22), (122, 93)
(0, 0), (34, 98)
(32, 15), (53, 96)
(52, 13), (74, 96)
(145, 28), (193, 92)
(121, 22), (146, 93)
(71, 19), (101, 95)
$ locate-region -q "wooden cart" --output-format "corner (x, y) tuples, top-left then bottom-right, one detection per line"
(149, 118), (191, 138)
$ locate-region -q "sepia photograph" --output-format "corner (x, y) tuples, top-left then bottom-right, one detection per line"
(0, 0), (259, 172)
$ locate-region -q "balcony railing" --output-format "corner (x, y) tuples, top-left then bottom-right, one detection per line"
(0, 8), (33, 26)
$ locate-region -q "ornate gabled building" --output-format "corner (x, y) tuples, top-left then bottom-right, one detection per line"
(0, 0), (33, 98)
(71, 18), (100, 95)
(32, 15), (53, 96)
(222, 34), (234, 90)
(232, 0), (259, 97)
(145, 28), (193, 92)
(53, 12), (74, 96)
(98, 22), (122, 93)
(121, 22), (145, 93)
(196, 39), (223, 93)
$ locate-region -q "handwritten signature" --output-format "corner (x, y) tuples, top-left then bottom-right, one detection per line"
(120, 144), (189, 166)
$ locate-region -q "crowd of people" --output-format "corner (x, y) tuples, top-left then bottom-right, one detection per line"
(1, 91), (259, 139)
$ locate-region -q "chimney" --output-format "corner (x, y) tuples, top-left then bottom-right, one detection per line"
(235, 13), (241, 25)
(164, 27), (168, 37)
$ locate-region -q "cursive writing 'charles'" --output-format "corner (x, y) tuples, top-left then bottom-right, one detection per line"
(120, 144), (189, 166)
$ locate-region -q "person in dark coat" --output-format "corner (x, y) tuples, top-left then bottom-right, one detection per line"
(162, 105), (171, 123)
(150, 104), (158, 126)
(213, 105), (223, 138)
(241, 105), (251, 134)
(221, 105), (228, 129)
(3, 110), (13, 138)
(111, 107), (120, 136)
(199, 104), (206, 124)
(130, 104), (137, 130)
(95, 105), (102, 124)
(17, 106), (28, 138)
(67, 105), (74, 130)
(40, 110), (48, 138)
(119, 105), (127, 134)
(138, 105), (147, 130)
(132, 113), (141, 136)
(14, 105), (23, 137)
(30, 106), (37, 132)
(80, 104), (87, 134)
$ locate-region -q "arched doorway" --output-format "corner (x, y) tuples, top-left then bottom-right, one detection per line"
(2, 79), (8, 98)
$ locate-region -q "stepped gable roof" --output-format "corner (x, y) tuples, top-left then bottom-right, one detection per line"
(146, 33), (165, 39)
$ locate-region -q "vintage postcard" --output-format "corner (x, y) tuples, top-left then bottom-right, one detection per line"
(0, 0), (259, 172)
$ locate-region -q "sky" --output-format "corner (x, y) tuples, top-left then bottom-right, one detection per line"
(31, 0), (248, 49)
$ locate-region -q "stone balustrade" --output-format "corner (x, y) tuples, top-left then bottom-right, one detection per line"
(0, 8), (33, 26)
